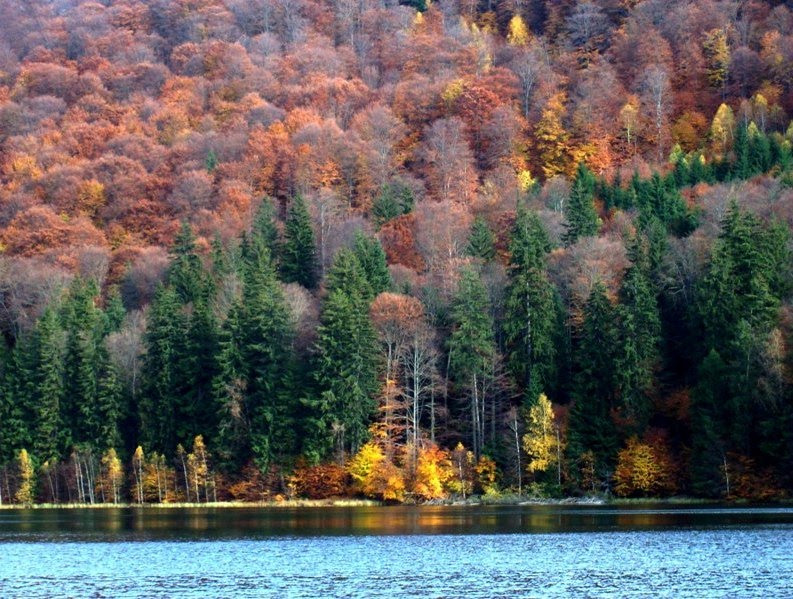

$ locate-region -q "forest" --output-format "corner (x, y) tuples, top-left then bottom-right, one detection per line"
(0, 0), (792, 505)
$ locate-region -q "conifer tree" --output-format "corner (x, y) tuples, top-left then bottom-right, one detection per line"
(503, 209), (557, 402)
(352, 230), (391, 296)
(616, 236), (661, 429)
(466, 217), (497, 262)
(313, 249), (378, 458)
(567, 282), (619, 476)
(29, 308), (66, 461)
(562, 163), (599, 246)
(449, 267), (498, 458)
(281, 194), (318, 289)
(139, 286), (187, 454)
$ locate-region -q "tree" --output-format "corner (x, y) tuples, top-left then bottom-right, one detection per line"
(615, 236), (661, 429)
(15, 448), (34, 506)
(567, 282), (619, 480)
(313, 249), (379, 459)
(100, 448), (123, 504)
(522, 393), (561, 486)
(352, 231), (391, 296)
(466, 217), (496, 262)
(449, 267), (498, 459)
(562, 163), (599, 246)
(503, 209), (557, 400)
(214, 240), (296, 472)
(30, 308), (66, 462)
(281, 194), (318, 289)
(507, 15), (530, 47)
(534, 93), (572, 179)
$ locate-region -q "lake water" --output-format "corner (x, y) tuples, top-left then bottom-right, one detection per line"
(1, 504), (792, 597)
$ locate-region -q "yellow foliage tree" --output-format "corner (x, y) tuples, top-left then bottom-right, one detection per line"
(703, 28), (730, 94)
(347, 441), (405, 501)
(613, 437), (676, 497)
(475, 455), (499, 496)
(522, 393), (561, 484)
(448, 442), (476, 498)
(620, 96), (640, 153)
(710, 103), (735, 158)
(15, 449), (35, 506)
(507, 15), (530, 47)
(100, 448), (124, 504)
(534, 93), (572, 179)
(413, 444), (453, 500)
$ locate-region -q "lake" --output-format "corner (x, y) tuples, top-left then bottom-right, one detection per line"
(1, 504), (792, 597)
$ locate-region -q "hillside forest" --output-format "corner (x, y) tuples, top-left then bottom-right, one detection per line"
(1, 0), (792, 505)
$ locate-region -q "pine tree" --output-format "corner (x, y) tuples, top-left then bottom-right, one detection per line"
(466, 217), (497, 262)
(314, 249), (378, 458)
(503, 209), (558, 402)
(562, 163), (599, 246)
(281, 194), (318, 289)
(352, 230), (391, 296)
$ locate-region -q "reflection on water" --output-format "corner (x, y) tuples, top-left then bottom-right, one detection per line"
(1, 503), (792, 540)
(1, 505), (792, 598)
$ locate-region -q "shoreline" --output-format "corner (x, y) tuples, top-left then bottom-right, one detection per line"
(0, 495), (761, 510)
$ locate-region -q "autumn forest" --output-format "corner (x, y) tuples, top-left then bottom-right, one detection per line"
(0, 0), (792, 505)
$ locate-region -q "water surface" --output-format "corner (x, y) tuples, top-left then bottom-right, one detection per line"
(1, 504), (791, 597)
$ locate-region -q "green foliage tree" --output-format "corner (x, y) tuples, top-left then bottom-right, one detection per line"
(567, 282), (619, 479)
(466, 217), (497, 262)
(352, 230), (391, 296)
(562, 163), (599, 246)
(449, 267), (498, 458)
(616, 236), (661, 429)
(503, 209), (557, 402)
(281, 194), (318, 289)
(313, 249), (379, 459)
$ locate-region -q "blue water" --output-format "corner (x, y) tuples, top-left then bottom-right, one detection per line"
(1, 505), (792, 597)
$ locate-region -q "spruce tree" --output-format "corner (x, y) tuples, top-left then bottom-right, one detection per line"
(281, 194), (318, 289)
(503, 209), (558, 402)
(30, 308), (67, 461)
(567, 282), (619, 477)
(616, 236), (661, 429)
(139, 285), (187, 454)
(562, 163), (599, 246)
(449, 267), (498, 458)
(252, 197), (281, 262)
(168, 221), (205, 304)
(313, 249), (378, 458)
(466, 217), (497, 262)
(352, 230), (391, 296)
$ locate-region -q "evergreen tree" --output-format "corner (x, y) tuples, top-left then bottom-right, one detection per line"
(281, 194), (318, 289)
(466, 217), (497, 262)
(449, 267), (498, 458)
(0, 343), (32, 464)
(168, 221), (205, 304)
(139, 286), (187, 454)
(371, 182), (414, 227)
(29, 308), (67, 461)
(616, 236), (661, 429)
(313, 249), (378, 458)
(503, 209), (558, 402)
(567, 282), (619, 477)
(214, 238), (299, 471)
(562, 163), (599, 246)
(352, 230), (391, 296)
(252, 197), (281, 262)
